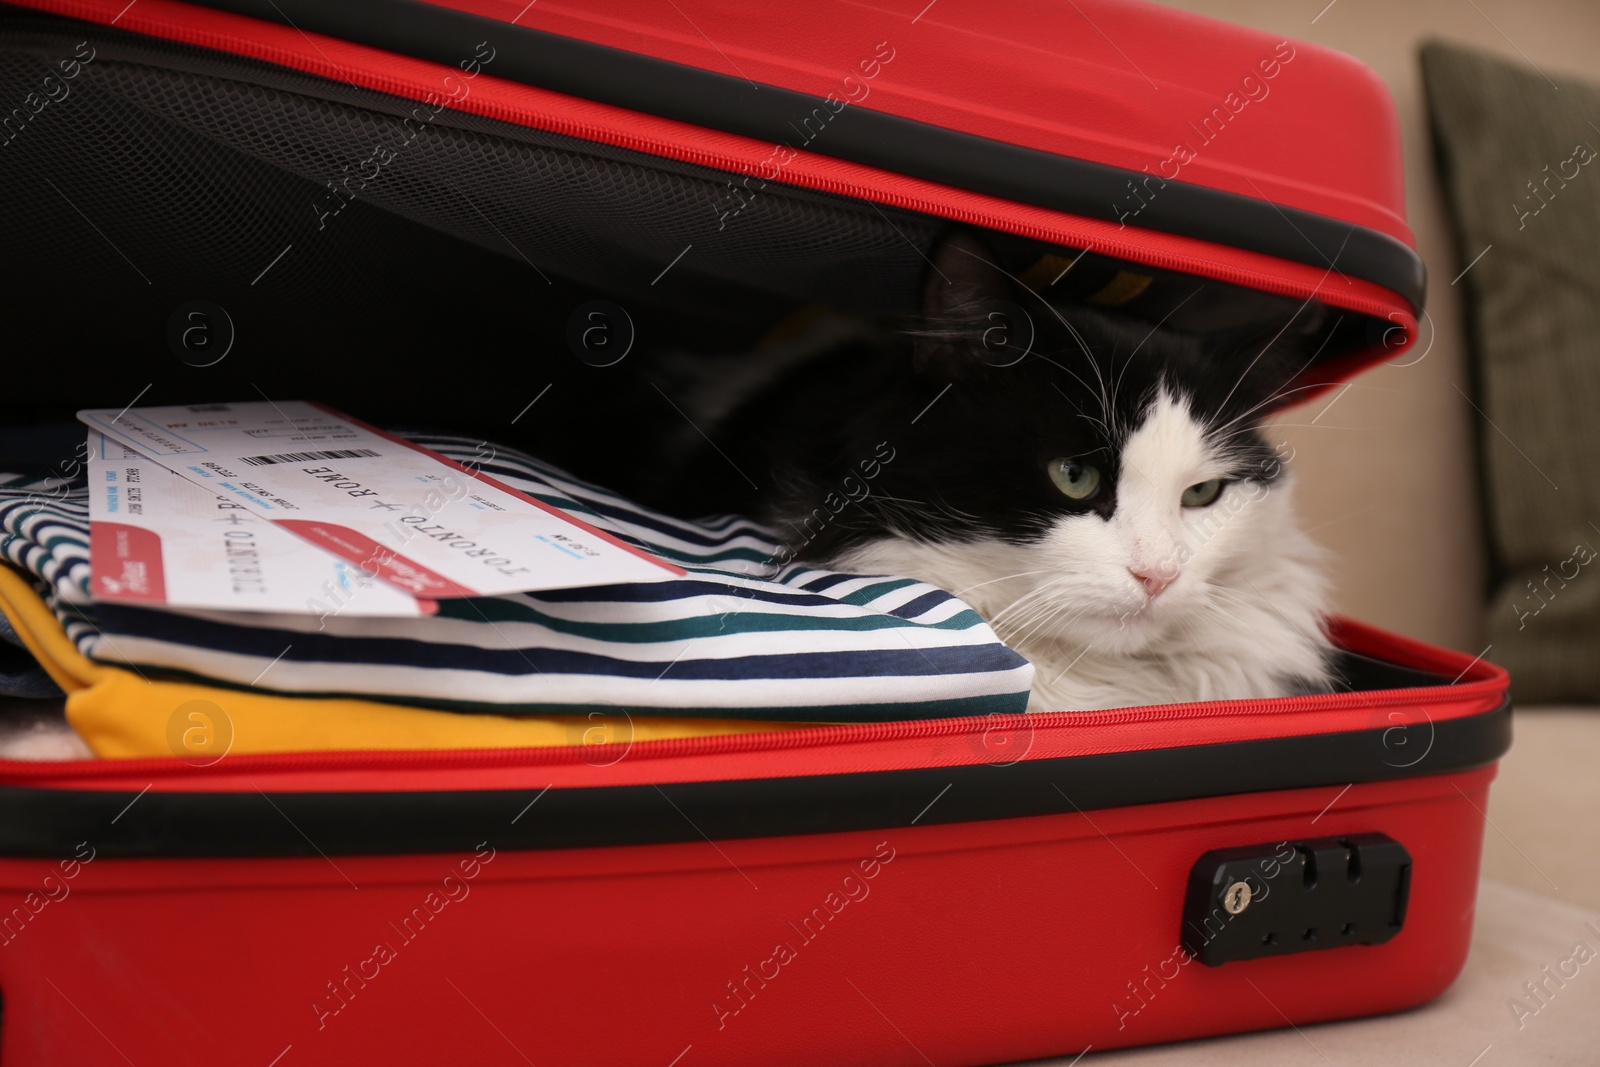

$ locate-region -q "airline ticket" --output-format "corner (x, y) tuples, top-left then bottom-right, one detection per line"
(85, 433), (426, 616)
(79, 401), (681, 599)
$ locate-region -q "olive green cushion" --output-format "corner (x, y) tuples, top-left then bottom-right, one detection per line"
(1422, 41), (1600, 702)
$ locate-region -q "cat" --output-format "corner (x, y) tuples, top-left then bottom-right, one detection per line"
(668, 230), (1335, 711)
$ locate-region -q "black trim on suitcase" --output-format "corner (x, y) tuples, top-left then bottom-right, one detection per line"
(175, 0), (1426, 310)
(0, 699), (1510, 858)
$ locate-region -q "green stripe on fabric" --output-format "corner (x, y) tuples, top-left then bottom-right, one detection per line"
(836, 578), (923, 606)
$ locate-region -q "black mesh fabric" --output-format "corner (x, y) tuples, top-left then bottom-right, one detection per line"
(0, 13), (940, 317)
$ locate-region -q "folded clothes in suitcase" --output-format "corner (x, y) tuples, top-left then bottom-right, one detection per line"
(0, 429), (1034, 743)
(0, 1), (1509, 1065)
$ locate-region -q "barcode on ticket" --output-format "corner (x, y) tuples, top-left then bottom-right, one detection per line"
(238, 448), (382, 467)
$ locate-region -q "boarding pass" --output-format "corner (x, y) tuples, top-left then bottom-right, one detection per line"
(78, 401), (681, 599)
(85, 433), (426, 616)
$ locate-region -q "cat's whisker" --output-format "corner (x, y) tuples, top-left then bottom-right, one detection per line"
(1060, 321), (1115, 426)
(1012, 600), (1097, 649)
(994, 607), (1057, 648)
(1207, 315), (1346, 438)
(1194, 597), (1249, 632)
(1007, 615), (1061, 649)
(1210, 290), (1330, 420)
(951, 569), (1056, 596)
(1038, 360), (1113, 434)
(1033, 340), (1114, 435)
(1205, 585), (1319, 644)
(988, 581), (1079, 636)
(1206, 380), (1330, 439)
(964, 246), (1119, 433)
(1047, 378), (1110, 435)
(869, 493), (985, 524)
(992, 579), (1094, 646)
(987, 586), (1064, 630)
(1106, 286), (1205, 437)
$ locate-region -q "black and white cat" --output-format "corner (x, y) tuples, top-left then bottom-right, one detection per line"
(670, 231), (1334, 711)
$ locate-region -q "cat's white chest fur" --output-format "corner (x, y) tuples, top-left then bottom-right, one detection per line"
(826, 394), (1333, 711)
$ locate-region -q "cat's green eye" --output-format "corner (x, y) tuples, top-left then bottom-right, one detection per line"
(1048, 458), (1102, 501)
(1181, 479), (1224, 507)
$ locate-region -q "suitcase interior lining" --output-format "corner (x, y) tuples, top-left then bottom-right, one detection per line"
(2, 11), (1387, 484)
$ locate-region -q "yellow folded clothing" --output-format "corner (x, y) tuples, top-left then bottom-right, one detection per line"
(0, 567), (792, 759)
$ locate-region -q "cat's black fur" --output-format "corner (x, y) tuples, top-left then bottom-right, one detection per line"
(663, 232), (1322, 558)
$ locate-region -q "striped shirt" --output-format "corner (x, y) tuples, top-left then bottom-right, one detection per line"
(0, 434), (1032, 721)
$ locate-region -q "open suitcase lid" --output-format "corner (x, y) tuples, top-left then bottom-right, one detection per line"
(11, 0), (1424, 396)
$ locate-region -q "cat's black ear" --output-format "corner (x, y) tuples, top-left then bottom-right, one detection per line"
(912, 231), (1018, 375)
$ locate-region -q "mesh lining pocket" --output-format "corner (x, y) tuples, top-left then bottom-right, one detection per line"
(0, 15), (942, 314)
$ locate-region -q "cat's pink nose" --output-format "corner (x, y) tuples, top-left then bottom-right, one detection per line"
(1130, 567), (1174, 598)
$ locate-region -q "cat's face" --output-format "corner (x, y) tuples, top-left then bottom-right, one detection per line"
(983, 387), (1293, 656)
(815, 232), (1315, 658)
(837, 381), (1298, 656)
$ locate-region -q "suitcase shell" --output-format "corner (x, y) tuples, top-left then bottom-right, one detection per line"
(0, 2), (1505, 1065)
(0, 622), (1509, 1066)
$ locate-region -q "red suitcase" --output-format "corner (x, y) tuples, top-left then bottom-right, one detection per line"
(0, 1), (1507, 1064)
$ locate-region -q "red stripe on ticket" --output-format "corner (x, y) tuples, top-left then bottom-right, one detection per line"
(274, 520), (478, 600)
(90, 522), (168, 603)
